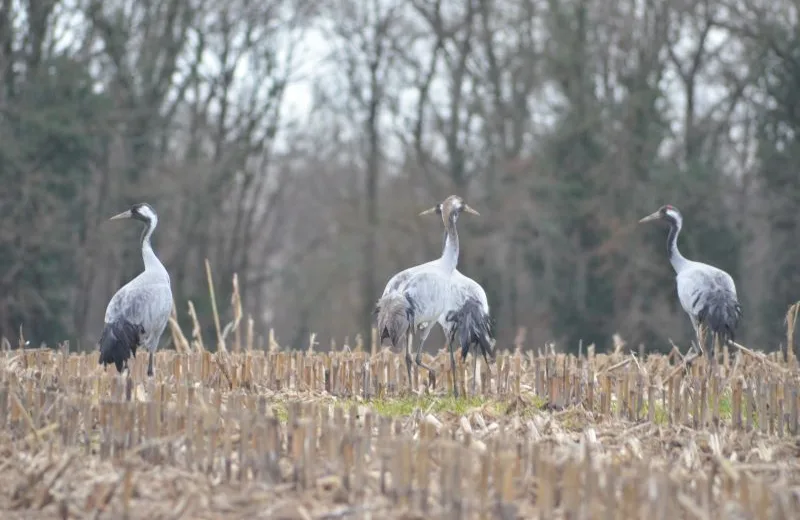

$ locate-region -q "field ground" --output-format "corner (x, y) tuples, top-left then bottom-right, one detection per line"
(0, 338), (798, 519)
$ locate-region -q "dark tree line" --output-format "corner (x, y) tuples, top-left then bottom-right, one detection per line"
(1, 0), (799, 355)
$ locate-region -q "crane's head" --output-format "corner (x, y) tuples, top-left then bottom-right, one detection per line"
(418, 195), (479, 225)
(639, 204), (682, 226)
(109, 203), (158, 225)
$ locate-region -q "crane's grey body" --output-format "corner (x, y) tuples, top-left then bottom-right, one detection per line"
(375, 195), (479, 391)
(676, 263), (738, 330)
(376, 236), (458, 387)
(442, 271), (490, 325)
(380, 259), (441, 298)
(640, 205), (742, 361)
(99, 203), (172, 376)
(431, 227), (495, 396)
(103, 274), (172, 359)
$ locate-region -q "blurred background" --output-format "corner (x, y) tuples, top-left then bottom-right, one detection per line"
(0, 0), (798, 354)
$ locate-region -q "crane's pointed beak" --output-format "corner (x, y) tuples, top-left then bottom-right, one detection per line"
(109, 209), (133, 221)
(463, 204), (480, 216)
(418, 207), (438, 216)
(638, 211), (660, 223)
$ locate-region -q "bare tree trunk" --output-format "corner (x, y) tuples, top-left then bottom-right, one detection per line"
(362, 63), (381, 341)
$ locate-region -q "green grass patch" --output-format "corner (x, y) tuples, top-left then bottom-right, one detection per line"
(365, 394), (499, 418)
(510, 394), (548, 419)
(716, 392), (733, 421)
(639, 401), (669, 425)
(269, 402), (288, 422)
(260, 392), (552, 423)
(264, 389), (743, 427)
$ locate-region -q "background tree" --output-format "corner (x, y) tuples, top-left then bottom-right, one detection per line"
(0, 0), (798, 355)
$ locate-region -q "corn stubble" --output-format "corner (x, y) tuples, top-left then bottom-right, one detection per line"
(1, 274), (799, 518)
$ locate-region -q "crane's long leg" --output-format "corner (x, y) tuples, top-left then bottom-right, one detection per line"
(694, 322), (718, 376)
(414, 323), (438, 375)
(482, 337), (494, 370)
(709, 331), (719, 373)
(694, 326), (703, 357)
(688, 316), (703, 359)
(472, 346), (478, 396)
(405, 331), (414, 391)
(446, 327), (458, 398)
(698, 323), (712, 362)
(147, 350), (155, 377)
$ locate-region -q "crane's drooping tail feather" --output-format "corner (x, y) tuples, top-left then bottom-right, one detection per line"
(446, 298), (496, 365)
(697, 292), (743, 349)
(98, 319), (144, 373)
(375, 293), (415, 347)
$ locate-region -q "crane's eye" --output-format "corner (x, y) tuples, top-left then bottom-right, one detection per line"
(436, 204), (442, 215)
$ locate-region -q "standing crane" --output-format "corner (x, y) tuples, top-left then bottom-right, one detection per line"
(639, 205), (742, 363)
(99, 203), (173, 377)
(443, 283), (495, 397)
(374, 195), (479, 390)
(420, 203), (496, 397)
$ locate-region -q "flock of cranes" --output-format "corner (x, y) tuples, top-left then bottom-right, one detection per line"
(98, 198), (743, 397)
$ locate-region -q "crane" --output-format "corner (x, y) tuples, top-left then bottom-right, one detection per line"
(98, 203), (173, 377)
(421, 204), (496, 397)
(374, 195), (479, 390)
(639, 205), (742, 363)
(443, 287), (495, 397)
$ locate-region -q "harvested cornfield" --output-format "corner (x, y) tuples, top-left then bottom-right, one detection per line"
(0, 336), (798, 519)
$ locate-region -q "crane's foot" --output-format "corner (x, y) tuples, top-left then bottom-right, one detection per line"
(685, 343), (702, 365)
(414, 353), (437, 375)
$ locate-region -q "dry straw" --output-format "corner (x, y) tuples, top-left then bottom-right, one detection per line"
(0, 266), (799, 517)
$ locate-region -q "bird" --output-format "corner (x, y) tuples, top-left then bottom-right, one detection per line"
(639, 204), (742, 363)
(374, 195), (479, 390)
(422, 204), (496, 397)
(444, 292), (496, 396)
(98, 203), (173, 377)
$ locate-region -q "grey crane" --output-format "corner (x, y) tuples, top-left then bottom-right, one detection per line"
(98, 203), (173, 376)
(443, 277), (495, 397)
(421, 202), (496, 397)
(639, 205), (742, 361)
(374, 195), (479, 389)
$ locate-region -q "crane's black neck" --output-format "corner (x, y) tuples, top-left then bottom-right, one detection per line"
(665, 215), (688, 273)
(140, 218), (156, 249)
(139, 216), (165, 274)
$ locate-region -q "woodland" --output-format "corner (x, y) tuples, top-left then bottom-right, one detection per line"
(1, 0), (799, 355)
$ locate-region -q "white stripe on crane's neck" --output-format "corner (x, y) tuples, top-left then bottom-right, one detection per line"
(664, 208), (689, 273)
(137, 206), (164, 273)
(440, 212), (460, 272)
